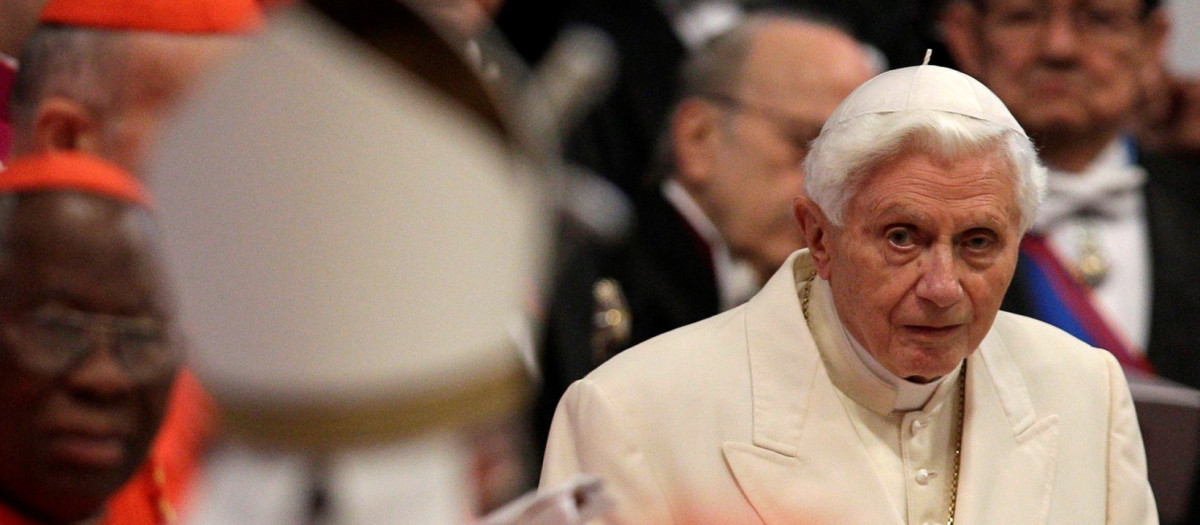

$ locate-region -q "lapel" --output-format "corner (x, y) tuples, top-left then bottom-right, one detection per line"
(720, 252), (900, 524)
(720, 252), (1062, 525)
(953, 328), (1061, 524)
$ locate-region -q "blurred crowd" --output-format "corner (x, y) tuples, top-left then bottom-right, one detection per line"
(0, 0), (1198, 524)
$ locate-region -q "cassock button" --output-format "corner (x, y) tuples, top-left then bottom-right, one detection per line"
(915, 468), (934, 485)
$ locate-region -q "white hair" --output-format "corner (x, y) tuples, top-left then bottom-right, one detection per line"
(803, 109), (1046, 233)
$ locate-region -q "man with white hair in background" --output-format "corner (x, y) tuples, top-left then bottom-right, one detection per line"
(540, 59), (1156, 524)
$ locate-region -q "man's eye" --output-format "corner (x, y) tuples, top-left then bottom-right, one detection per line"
(964, 235), (993, 251)
(886, 228), (914, 247)
(994, 7), (1040, 25)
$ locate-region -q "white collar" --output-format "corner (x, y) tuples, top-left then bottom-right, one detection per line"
(1032, 139), (1145, 233)
(845, 329), (944, 411)
(805, 271), (960, 415)
(663, 180), (759, 309)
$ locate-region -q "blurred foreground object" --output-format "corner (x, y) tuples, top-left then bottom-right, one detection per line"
(478, 474), (614, 525)
(149, 1), (611, 523)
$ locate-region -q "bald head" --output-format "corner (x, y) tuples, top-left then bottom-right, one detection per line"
(737, 18), (878, 121)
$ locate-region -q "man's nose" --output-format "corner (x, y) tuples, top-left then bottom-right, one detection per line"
(915, 245), (964, 308)
(1040, 10), (1082, 59)
(65, 331), (135, 402)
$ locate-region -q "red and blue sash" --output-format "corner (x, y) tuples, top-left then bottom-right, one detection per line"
(1016, 234), (1154, 375)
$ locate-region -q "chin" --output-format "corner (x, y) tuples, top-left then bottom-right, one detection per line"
(899, 348), (968, 382)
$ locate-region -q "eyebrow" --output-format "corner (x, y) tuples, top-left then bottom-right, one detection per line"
(872, 202), (1009, 231)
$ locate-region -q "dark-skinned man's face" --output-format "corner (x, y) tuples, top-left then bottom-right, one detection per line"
(0, 192), (178, 524)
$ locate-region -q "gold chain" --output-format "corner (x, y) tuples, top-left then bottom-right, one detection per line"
(801, 269), (816, 320)
(801, 271), (965, 525)
(947, 361), (965, 525)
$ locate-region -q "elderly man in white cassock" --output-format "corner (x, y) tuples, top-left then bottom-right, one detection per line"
(540, 56), (1157, 525)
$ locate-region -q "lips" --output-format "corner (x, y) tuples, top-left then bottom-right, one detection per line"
(48, 433), (128, 469)
(904, 324), (965, 337)
(1026, 73), (1082, 97)
(42, 419), (134, 470)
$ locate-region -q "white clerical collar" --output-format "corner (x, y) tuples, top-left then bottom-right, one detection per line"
(663, 180), (759, 309)
(844, 329), (944, 411)
(800, 259), (962, 415)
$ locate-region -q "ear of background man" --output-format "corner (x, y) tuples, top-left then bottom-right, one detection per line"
(670, 98), (720, 188)
(937, 1), (983, 78)
(1137, 9), (1171, 93)
(31, 95), (100, 154)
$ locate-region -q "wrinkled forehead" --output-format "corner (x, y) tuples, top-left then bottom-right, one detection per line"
(854, 148), (1023, 220)
(851, 140), (1023, 207)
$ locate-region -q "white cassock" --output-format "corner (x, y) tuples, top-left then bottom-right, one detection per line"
(541, 250), (1157, 525)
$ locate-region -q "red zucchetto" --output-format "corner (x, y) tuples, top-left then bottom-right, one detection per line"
(0, 151), (149, 206)
(39, 0), (263, 34)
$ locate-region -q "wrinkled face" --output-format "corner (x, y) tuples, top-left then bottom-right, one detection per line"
(964, 0), (1159, 143)
(702, 21), (873, 279)
(0, 193), (177, 523)
(100, 33), (241, 176)
(812, 150), (1023, 381)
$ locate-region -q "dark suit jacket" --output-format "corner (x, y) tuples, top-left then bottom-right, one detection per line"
(1002, 151), (1200, 389)
(534, 191), (719, 450)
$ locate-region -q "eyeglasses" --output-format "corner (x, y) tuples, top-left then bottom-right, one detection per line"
(983, 3), (1144, 44)
(702, 93), (823, 155)
(3, 306), (178, 380)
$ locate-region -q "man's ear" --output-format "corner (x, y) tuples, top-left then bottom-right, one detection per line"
(940, 1), (985, 78)
(1139, 8), (1170, 79)
(30, 96), (102, 154)
(794, 197), (834, 279)
(672, 98), (721, 188)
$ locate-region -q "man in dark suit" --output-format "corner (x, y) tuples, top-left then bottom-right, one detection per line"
(535, 13), (876, 446)
(944, 7), (1200, 521)
(942, 0), (1200, 388)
